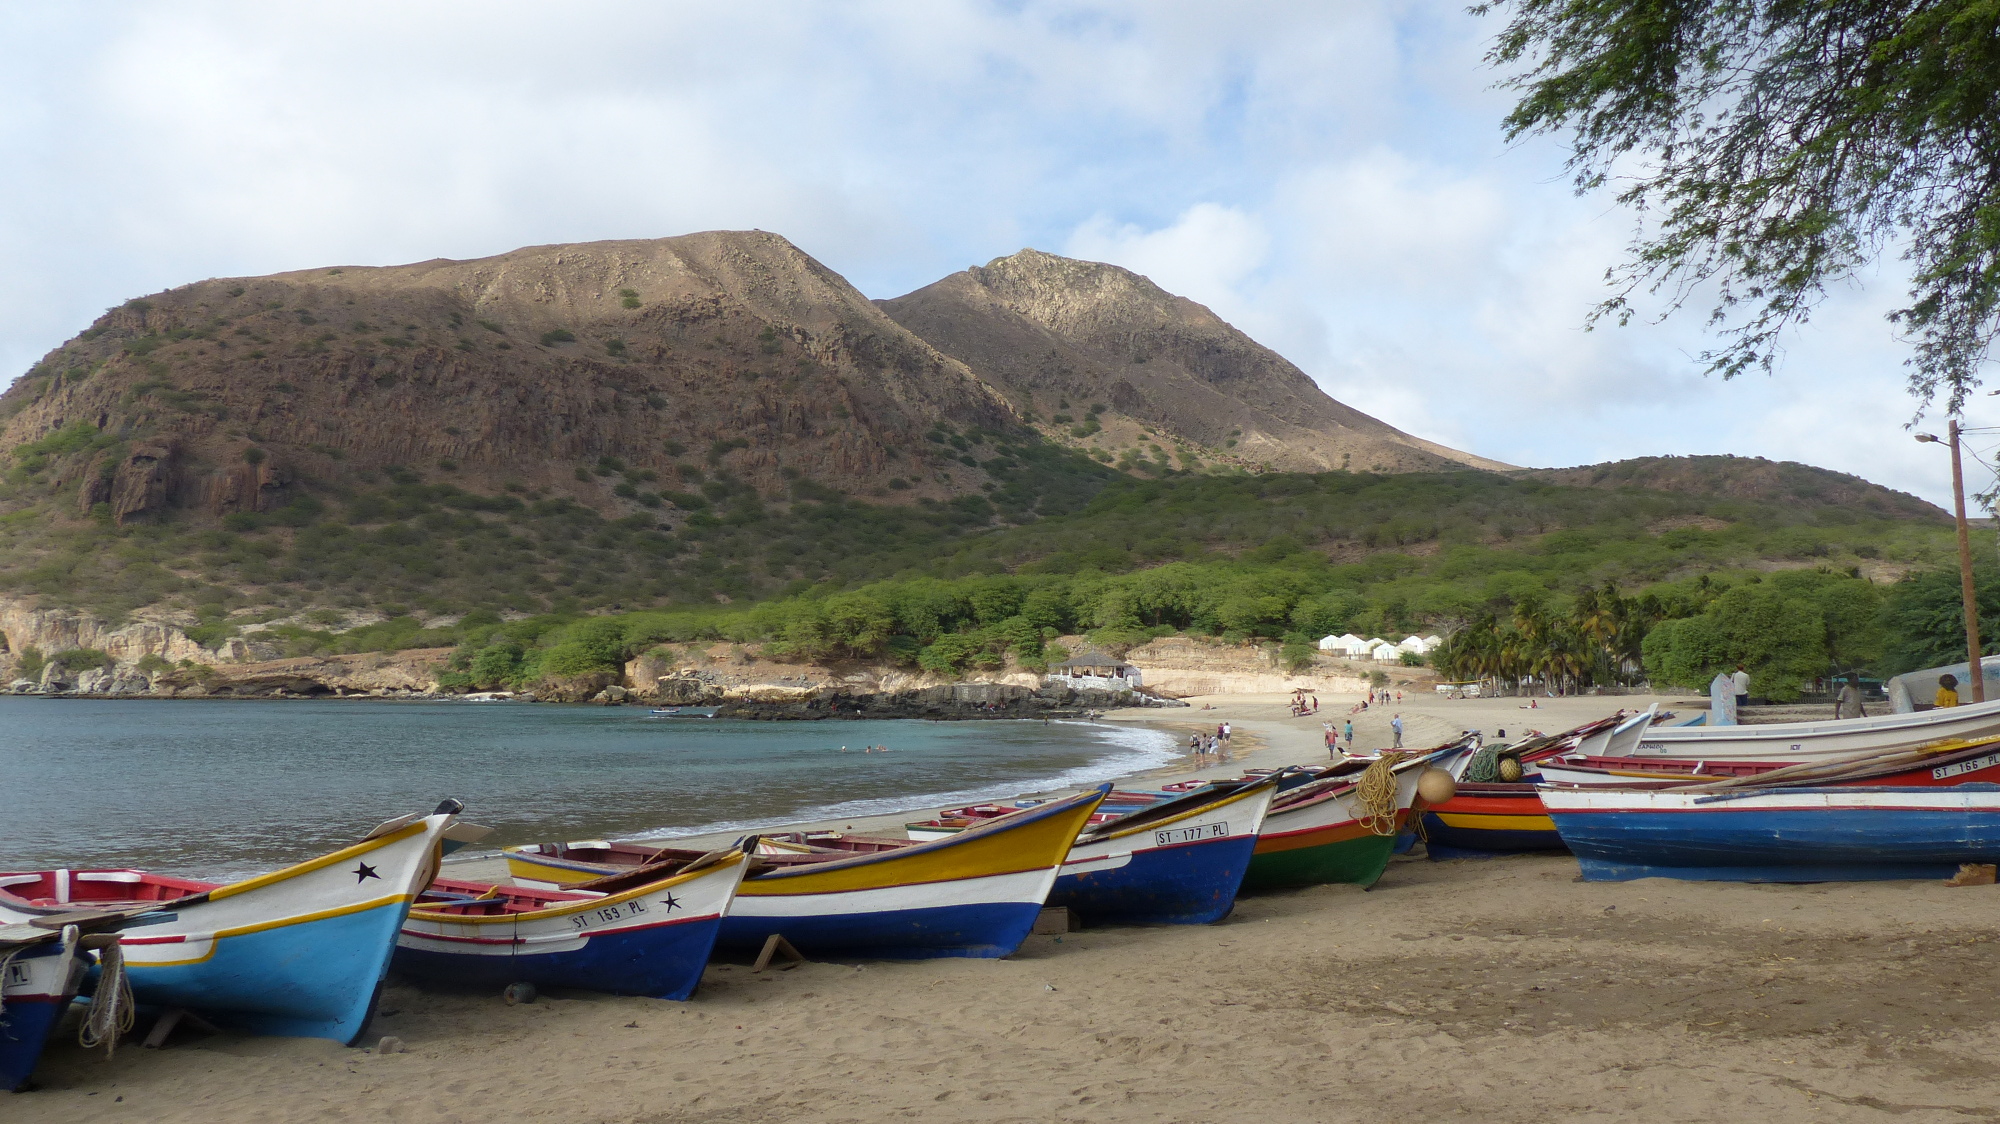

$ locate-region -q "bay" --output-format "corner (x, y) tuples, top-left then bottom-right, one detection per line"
(0, 697), (1173, 879)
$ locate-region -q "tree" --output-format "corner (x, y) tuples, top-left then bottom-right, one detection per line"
(1480, 2), (2000, 411)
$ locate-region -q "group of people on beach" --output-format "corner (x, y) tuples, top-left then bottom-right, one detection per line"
(1321, 712), (1405, 757)
(1188, 722), (1233, 764)
(1288, 689), (1320, 717)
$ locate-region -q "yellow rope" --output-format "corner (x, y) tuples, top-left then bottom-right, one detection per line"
(1354, 752), (1409, 836)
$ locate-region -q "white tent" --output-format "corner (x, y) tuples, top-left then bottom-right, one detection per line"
(1339, 635), (1373, 657)
(1423, 635), (1443, 646)
(1370, 643), (1399, 661)
(1317, 634), (1342, 651)
(1396, 636), (1429, 653)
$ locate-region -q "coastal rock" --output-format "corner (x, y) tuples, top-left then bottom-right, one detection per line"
(0, 594), (218, 673)
(7, 678), (38, 694)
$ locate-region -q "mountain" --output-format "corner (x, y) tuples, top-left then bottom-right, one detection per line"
(1518, 456), (1949, 523)
(0, 231), (1036, 526)
(878, 248), (1510, 475)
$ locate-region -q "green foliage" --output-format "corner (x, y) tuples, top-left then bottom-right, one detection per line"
(1880, 562), (2000, 675)
(539, 328), (576, 346)
(1481, 0), (2000, 408)
(15, 646), (44, 680)
(48, 647), (112, 671)
(1641, 570), (1885, 700)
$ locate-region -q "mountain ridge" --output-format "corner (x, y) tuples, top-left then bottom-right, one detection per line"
(879, 248), (1513, 476)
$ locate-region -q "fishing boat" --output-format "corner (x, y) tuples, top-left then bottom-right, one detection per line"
(784, 778), (1281, 926)
(903, 790), (1172, 841)
(1419, 783), (1571, 858)
(1240, 757), (1428, 891)
(648, 705), (720, 718)
(1050, 776), (1278, 924)
(1542, 784), (2000, 882)
(1539, 739), (2000, 787)
(0, 801), (462, 1044)
(0, 923), (98, 1092)
(1628, 696), (2000, 759)
(394, 848), (749, 1000)
(505, 786), (1108, 959)
(1423, 740), (2000, 857)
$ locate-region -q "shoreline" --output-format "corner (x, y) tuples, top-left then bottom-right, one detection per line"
(13, 685), (1990, 1123)
(445, 689), (1676, 876)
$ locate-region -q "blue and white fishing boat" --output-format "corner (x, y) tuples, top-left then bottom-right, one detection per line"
(1541, 784), (2000, 882)
(1044, 776), (1278, 925)
(0, 801), (462, 1044)
(394, 849), (749, 1000)
(0, 923), (91, 1092)
(648, 705), (720, 718)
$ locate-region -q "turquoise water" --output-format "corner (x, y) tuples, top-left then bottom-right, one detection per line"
(0, 697), (1174, 879)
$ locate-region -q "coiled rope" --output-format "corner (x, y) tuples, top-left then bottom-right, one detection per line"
(79, 941), (134, 1057)
(1354, 752), (1409, 836)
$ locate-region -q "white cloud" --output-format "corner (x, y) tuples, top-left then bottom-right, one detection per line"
(0, 0), (1981, 507)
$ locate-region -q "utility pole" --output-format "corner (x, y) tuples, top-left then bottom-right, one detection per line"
(1950, 420), (1985, 702)
(1920, 421), (1986, 702)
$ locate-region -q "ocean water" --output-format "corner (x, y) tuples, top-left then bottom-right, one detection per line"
(0, 696), (1175, 880)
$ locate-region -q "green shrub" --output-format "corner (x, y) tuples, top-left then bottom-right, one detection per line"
(49, 648), (112, 671)
(540, 329), (576, 346)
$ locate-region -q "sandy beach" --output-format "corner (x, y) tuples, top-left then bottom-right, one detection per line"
(20, 689), (1999, 1124)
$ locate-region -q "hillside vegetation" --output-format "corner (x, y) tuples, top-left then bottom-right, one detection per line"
(2, 424), (1963, 700)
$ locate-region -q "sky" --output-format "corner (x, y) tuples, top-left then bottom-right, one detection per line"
(3, 0), (1996, 507)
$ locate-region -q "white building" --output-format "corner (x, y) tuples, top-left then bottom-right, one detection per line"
(1045, 651), (1142, 690)
(1318, 632), (1365, 653)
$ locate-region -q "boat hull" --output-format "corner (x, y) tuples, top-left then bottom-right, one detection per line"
(1241, 767), (1420, 891)
(1543, 785), (2000, 882)
(510, 788), (1107, 961)
(1419, 785), (1566, 857)
(107, 815), (450, 1043)
(395, 857), (745, 1001)
(0, 939), (83, 1093)
(1047, 784), (1274, 925)
(1631, 698), (2000, 759)
(717, 870), (1053, 959)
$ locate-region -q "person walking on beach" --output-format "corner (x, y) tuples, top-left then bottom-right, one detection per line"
(1390, 714), (1403, 749)
(1342, 719), (1354, 754)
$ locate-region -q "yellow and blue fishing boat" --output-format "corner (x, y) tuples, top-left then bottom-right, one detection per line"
(506, 786), (1108, 959)
(0, 801), (462, 1045)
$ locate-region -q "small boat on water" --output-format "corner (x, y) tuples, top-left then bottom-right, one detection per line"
(648, 706), (720, 718)
(506, 786), (1108, 960)
(1542, 784), (2000, 882)
(394, 848), (749, 1000)
(1628, 696), (2000, 759)
(0, 801), (464, 1044)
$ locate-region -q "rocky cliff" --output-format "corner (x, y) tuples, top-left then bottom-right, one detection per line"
(879, 249), (1511, 475)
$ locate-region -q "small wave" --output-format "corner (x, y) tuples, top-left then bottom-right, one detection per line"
(610, 720), (1179, 844)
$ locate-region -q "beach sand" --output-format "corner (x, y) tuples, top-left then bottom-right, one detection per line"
(21, 690), (1994, 1124)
